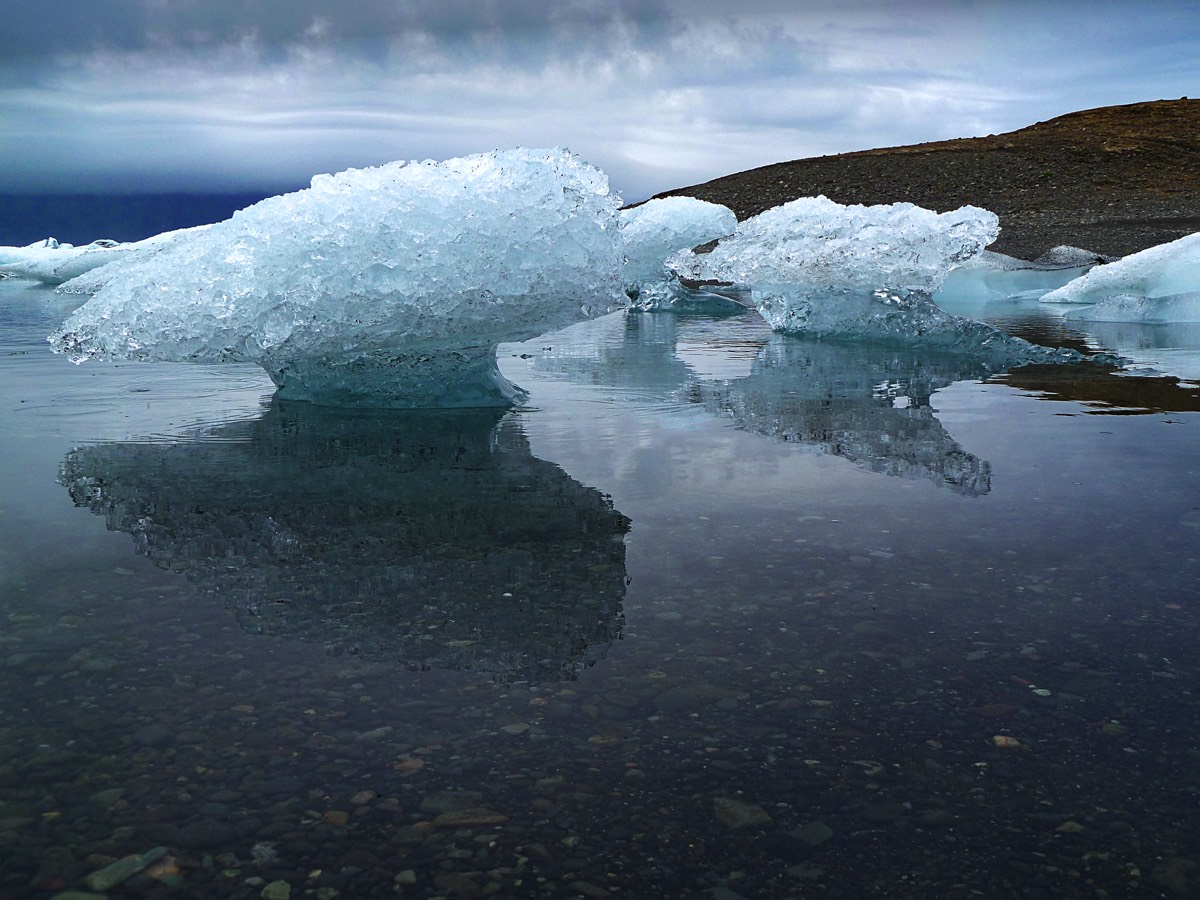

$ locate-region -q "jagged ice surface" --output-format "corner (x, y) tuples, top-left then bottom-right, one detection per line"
(50, 149), (625, 407)
(620, 196), (736, 292)
(669, 196), (999, 296)
(1040, 232), (1200, 317)
(668, 196), (1002, 337)
(663, 196), (1110, 364)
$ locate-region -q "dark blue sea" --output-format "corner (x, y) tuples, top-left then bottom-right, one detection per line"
(0, 194), (288, 248)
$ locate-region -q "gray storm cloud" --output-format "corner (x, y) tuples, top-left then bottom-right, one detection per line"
(1, 0), (1197, 198)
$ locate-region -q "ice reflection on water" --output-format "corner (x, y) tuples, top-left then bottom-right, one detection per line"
(60, 404), (630, 682)
(2, 279), (1200, 898)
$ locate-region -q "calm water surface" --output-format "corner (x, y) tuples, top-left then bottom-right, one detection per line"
(1, 278), (1199, 899)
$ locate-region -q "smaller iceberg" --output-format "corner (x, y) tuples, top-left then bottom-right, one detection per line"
(0, 236), (66, 265)
(0, 238), (117, 284)
(934, 248), (1101, 304)
(0, 229), (209, 286)
(50, 148), (625, 408)
(620, 196), (737, 296)
(1041, 233), (1200, 318)
(669, 196), (1000, 300)
(665, 196), (1116, 364)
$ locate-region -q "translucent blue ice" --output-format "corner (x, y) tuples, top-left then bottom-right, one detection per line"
(620, 196), (736, 295)
(1041, 232), (1200, 320)
(934, 248), (1099, 304)
(50, 149), (625, 407)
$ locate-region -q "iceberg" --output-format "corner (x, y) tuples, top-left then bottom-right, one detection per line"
(934, 248), (1100, 304)
(60, 403), (630, 681)
(694, 336), (996, 495)
(1041, 233), (1200, 308)
(50, 148), (625, 408)
(620, 196), (737, 294)
(670, 196), (999, 293)
(0, 237), (118, 284)
(0, 236), (64, 264)
(0, 229), (212, 286)
(665, 196), (1112, 363)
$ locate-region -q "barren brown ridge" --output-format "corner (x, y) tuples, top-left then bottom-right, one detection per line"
(652, 99), (1200, 261)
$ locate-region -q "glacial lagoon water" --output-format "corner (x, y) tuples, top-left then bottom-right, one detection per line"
(2, 276), (1200, 898)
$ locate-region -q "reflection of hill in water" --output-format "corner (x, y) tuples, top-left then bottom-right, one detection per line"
(531, 312), (994, 495)
(693, 338), (996, 495)
(60, 403), (630, 681)
(994, 362), (1200, 414)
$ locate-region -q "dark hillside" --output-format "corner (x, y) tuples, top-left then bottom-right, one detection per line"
(653, 99), (1200, 260)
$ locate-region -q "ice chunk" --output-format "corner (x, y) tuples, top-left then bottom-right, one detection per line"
(0, 237), (65, 265)
(664, 196), (1114, 363)
(0, 238), (108, 283)
(670, 196), (998, 297)
(668, 196), (1014, 344)
(1041, 233), (1200, 307)
(0, 227), (213, 286)
(49, 148), (625, 408)
(934, 249), (1098, 304)
(60, 404), (630, 681)
(620, 196), (736, 292)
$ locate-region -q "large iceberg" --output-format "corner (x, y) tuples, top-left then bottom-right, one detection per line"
(1040, 233), (1200, 320)
(49, 148), (625, 407)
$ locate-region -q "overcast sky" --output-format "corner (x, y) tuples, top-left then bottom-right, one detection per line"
(2, 0), (1197, 201)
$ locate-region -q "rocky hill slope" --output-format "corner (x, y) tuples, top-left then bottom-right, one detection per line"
(653, 99), (1200, 261)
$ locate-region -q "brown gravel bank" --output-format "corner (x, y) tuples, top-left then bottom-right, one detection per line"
(652, 99), (1200, 261)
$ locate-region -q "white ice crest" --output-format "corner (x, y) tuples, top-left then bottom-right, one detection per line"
(1041, 232), (1200, 321)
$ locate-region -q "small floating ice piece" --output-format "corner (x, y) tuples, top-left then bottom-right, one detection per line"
(1041, 232), (1200, 309)
(934, 249), (1100, 304)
